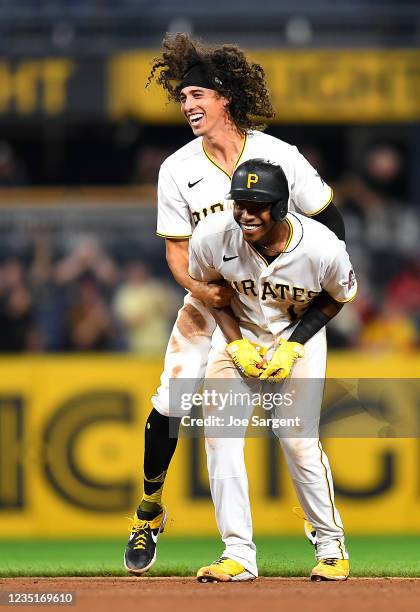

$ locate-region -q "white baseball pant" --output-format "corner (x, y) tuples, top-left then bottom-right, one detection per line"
(203, 329), (348, 577)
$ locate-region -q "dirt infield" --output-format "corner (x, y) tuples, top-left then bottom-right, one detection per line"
(1, 577), (420, 612)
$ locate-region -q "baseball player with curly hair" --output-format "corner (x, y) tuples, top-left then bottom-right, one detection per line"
(124, 33), (346, 576)
(189, 159), (357, 582)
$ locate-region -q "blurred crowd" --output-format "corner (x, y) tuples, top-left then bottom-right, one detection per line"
(0, 236), (181, 354)
(324, 143), (420, 352)
(0, 140), (419, 354)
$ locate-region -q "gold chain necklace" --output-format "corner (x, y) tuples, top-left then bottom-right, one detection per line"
(255, 242), (281, 255)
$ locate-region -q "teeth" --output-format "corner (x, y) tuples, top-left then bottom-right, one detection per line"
(190, 113), (204, 123)
(243, 224), (260, 230)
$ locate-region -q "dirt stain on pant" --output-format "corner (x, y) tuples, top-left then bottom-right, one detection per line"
(176, 304), (210, 339)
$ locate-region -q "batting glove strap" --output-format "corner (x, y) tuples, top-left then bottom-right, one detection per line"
(259, 339), (304, 381)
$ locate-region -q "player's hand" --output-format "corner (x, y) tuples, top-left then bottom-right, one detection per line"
(226, 338), (268, 377)
(260, 339), (304, 381)
(193, 281), (235, 308)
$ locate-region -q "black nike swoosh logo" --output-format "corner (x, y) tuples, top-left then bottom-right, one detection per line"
(188, 178), (204, 188)
(223, 255), (238, 262)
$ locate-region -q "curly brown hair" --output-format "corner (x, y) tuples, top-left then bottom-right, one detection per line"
(147, 33), (275, 133)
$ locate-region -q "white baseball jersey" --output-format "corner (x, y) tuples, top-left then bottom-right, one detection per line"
(189, 210), (357, 345)
(157, 131), (333, 238)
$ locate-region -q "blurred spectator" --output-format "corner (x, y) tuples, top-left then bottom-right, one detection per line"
(300, 145), (327, 179)
(334, 143), (405, 219)
(54, 235), (119, 289)
(0, 258), (39, 351)
(359, 304), (417, 353)
(113, 261), (179, 354)
(0, 142), (28, 187)
(53, 235), (120, 351)
(130, 146), (171, 184)
(361, 143), (405, 200)
(385, 258), (420, 326)
(66, 275), (114, 351)
(30, 232), (70, 352)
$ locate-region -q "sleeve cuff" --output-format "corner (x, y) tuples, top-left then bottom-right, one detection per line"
(332, 283), (358, 304)
(306, 188), (334, 217)
(156, 232), (192, 239)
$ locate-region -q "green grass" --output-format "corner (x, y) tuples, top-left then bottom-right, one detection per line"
(0, 536), (419, 578)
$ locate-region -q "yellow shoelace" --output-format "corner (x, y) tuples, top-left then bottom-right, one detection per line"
(127, 516), (150, 551)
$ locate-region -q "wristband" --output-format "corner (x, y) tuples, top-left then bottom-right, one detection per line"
(288, 309), (330, 345)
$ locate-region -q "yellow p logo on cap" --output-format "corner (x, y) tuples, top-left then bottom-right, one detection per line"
(246, 173), (259, 189)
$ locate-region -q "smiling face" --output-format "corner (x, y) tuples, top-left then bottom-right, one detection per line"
(233, 200), (276, 244)
(180, 86), (230, 136)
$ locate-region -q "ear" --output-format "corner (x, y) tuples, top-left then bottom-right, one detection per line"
(216, 92), (231, 107)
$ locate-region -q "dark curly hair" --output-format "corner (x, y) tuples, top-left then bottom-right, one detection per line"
(147, 33), (275, 133)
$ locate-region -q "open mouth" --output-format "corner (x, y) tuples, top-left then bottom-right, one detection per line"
(240, 223), (262, 231)
(189, 113), (204, 127)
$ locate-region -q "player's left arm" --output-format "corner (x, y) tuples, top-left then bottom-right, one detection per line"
(289, 238), (357, 345)
(290, 147), (345, 240)
(210, 305), (267, 377)
(189, 235), (265, 377)
(261, 240), (357, 380)
(287, 290), (343, 345)
(311, 203), (345, 241)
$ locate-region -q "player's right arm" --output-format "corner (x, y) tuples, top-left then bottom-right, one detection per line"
(157, 163), (234, 308)
(188, 230), (265, 377)
(165, 238), (234, 308)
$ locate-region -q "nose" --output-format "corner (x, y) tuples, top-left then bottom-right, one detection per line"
(239, 208), (257, 224)
(182, 95), (194, 113)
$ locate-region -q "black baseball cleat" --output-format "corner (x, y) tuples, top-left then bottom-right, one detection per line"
(124, 508), (167, 575)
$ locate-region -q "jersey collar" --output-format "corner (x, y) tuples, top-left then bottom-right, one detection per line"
(245, 213), (303, 268)
(202, 134), (247, 179)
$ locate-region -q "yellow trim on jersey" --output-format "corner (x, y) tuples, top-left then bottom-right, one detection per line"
(333, 283), (358, 304)
(248, 242), (269, 266)
(247, 217), (294, 267)
(306, 187), (334, 217)
(282, 217), (294, 253)
(202, 134), (247, 179)
(156, 232), (192, 239)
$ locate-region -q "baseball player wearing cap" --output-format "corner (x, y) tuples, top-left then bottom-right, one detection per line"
(189, 159), (357, 582)
(124, 33), (347, 576)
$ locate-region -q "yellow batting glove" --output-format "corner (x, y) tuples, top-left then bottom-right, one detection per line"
(226, 338), (267, 378)
(249, 341), (268, 360)
(259, 339), (304, 381)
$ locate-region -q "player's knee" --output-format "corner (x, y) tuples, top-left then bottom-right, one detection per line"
(205, 436), (244, 453)
(280, 437), (318, 463)
(205, 438), (246, 479)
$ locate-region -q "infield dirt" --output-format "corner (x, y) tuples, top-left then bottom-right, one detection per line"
(1, 577), (420, 612)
